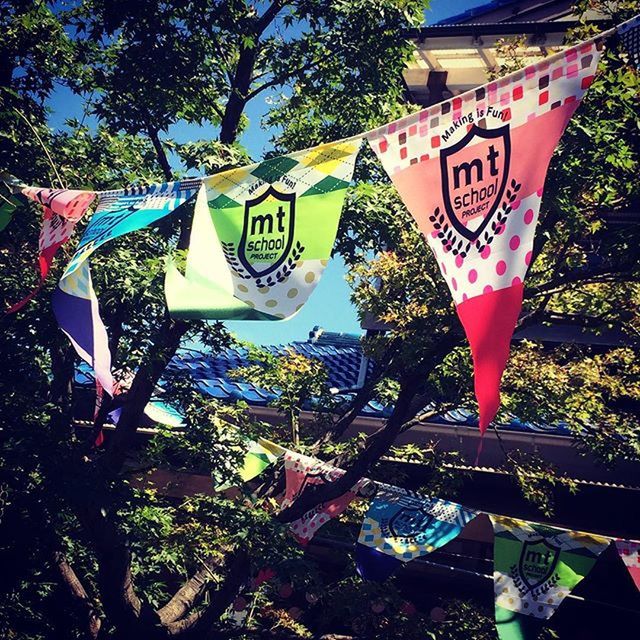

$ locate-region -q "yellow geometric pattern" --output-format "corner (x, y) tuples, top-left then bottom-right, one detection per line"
(358, 516), (436, 561)
(301, 141), (361, 175)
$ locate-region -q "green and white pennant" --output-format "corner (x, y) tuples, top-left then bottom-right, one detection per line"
(491, 515), (610, 640)
(165, 140), (361, 320)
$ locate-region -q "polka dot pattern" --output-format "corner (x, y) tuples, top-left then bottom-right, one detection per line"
(429, 191), (541, 304)
(231, 259), (327, 317)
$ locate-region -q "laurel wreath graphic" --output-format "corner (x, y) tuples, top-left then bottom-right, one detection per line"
(429, 208), (472, 258)
(221, 240), (305, 287)
(256, 241), (305, 288)
(509, 564), (560, 600)
(476, 178), (522, 254)
(222, 241), (251, 279)
(429, 178), (522, 257)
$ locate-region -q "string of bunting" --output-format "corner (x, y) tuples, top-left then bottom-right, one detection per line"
(0, 17), (638, 636)
(2, 18), (638, 436)
(4, 17), (638, 437)
(226, 436), (640, 640)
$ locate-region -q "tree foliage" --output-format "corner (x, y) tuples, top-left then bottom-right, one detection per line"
(0, 0), (638, 639)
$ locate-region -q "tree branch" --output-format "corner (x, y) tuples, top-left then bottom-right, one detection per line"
(147, 125), (174, 183)
(73, 503), (157, 636)
(52, 551), (102, 640)
(220, 1), (287, 143)
(276, 376), (420, 522)
(165, 549), (249, 639)
(157, 557), (223, 625)
(313, 366), (386, 448)
(245, 58), (318, 102)
(525, 264), (637, 298)
(101, 314), (188, 474)
(255, 0), (287, 37)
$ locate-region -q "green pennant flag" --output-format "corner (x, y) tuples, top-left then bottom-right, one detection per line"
(215, 439), (284, 491)
(491, 516), (610, 640)
(495, 605), (545, 640)
(165, 140), (361, 320)
(0, 192), (23, 232)
(240, 439), (283, 483)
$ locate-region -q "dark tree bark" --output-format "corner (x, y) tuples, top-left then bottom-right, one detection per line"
(102, 314), (188, 474)
(277, 376), (421, 522)
(53, 551), (102, 640)
(219, 44), (255, 145)
(148, 125), (174, 183)
(157, 556), (225, 625)
(165, 549), (249, 639)
(219, 1), (286, 144)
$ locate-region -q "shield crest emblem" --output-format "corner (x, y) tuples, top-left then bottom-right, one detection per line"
(440, 124), (511, 242)
(518, 539), (561, 592)
(388, 507), (434, 540)
(238, 185), (295, 278)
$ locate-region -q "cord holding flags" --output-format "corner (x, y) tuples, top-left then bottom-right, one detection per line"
(1, 13), (638, 435)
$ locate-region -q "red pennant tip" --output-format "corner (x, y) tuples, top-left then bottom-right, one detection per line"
(93, 429), (104, 448)
(456, 283), (524, 434)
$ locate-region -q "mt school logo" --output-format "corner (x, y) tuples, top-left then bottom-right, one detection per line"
(237, 185), (296, 279)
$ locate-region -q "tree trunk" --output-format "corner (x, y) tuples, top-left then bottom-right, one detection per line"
(148, 125), (174, 183)
(219, 45), (254, 144)
(53, 551), (102, 640)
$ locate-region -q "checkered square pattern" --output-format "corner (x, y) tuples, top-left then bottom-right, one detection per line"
(357, 484), (477, 563)
(619, 14), (640, 69)
(204, 140), (360, 205)
(367, 39), (601, 176)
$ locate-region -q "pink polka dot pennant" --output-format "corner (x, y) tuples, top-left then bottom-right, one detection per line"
(366, 35), (603, 435)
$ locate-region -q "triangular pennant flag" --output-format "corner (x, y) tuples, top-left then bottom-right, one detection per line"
(614, 538), (640, 591)
(215, 438), (284, 491)
(143, 401), (185, 428)
(619, 13), (640, 69)
(491, 515), (609, 638)
(53, 178), (201, 395)
(240, 439), (283, 483)
(355, 544), (403, 582)
(165, 140), (361, 320)
(356, 483), (477, 581)
(367, 38), (603, 433)
(7, 187), (95, 313)
(281, 451), (368, 544)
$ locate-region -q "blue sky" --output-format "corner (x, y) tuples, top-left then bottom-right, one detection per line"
(48, 0), (488, 346)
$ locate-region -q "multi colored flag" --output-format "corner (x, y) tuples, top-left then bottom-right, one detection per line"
(356, 484), (477, 581)
(281, 451), (369, 544)
(7, 187), (95, 313)
(53, 179), (201, 395)
(367, 38), (603, 434)
(240, 439), (284, 483)
(491, 516), (610, 639)
(165, 140), (361, 320)
(614, 538), (640, 591)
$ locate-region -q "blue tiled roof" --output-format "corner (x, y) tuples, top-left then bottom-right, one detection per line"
(75, 331), (570, 436)
(167, 341), (365, 392)
(435, 0), (521, 26)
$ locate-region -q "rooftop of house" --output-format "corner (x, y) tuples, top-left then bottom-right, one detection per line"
(404, 0), (610, 106)
(435, 0), (575, 26)
(75, 325), (572, 436)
